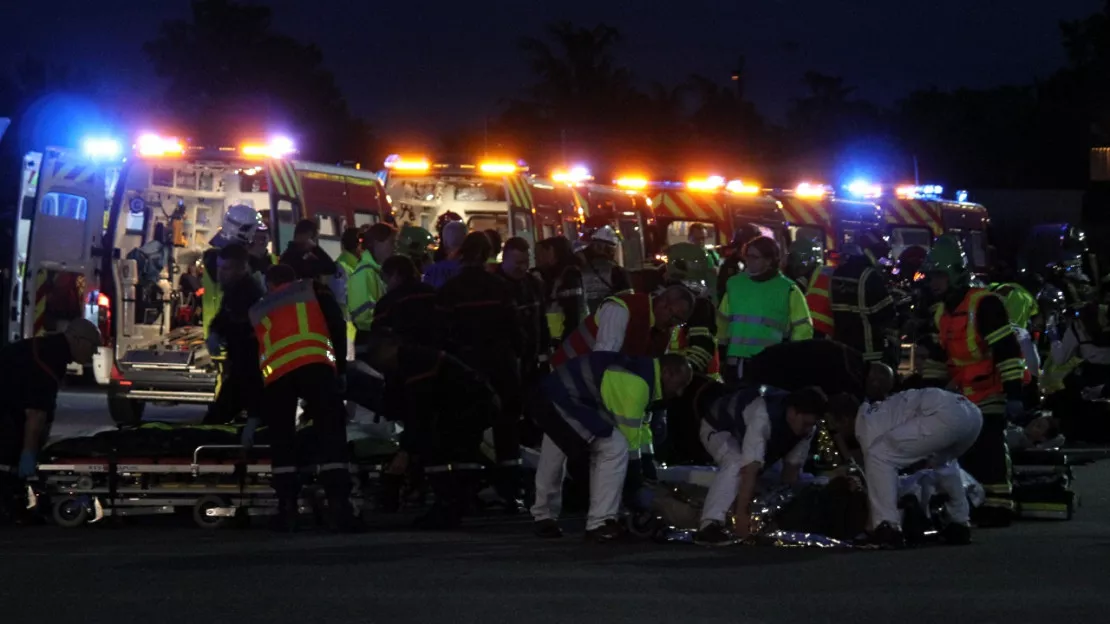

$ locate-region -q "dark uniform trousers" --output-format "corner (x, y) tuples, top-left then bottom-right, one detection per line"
(458, 348), (523, 489)
(262, 363), (350, 501)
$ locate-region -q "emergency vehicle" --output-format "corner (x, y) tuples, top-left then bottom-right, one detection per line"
(768, 182), (885, 266)
(878, 185), (990, 274)
(378, 155), (561, 251)
(6, 133), (390, 425)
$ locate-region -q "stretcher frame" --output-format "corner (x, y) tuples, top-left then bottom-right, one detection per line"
(32, 445), (385, 529)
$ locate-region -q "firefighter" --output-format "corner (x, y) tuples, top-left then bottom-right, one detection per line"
(664, 243), (720, 379)
(425, 220), (468, 288)
(351, 224), (393, 339)
(244, 265), (356, 532)
(366, 331), (499, 528)
(203, 244), (265, 425)
(991, 271), (1044, 397)
(919, 234), (1026, 527)
(786, 237), (823, 292)
(687, 223), (720, 269)
(823, 230), (898, 367)
(247, 224), (278, 277)
(279, 219), (340, 281)
(202, 204), (265, 338)
(373, 255), (439, 348)
(498, 237), (551, 448)
(438, 231), (525, 508)
(534, 236), (586, 350)
(396, 224), (436, 274)
(718, 236), (813, 381)
(827, 388), (981, 548)
(694, 385), (826, 545)
(581, 224), (632, 312)
(0, 319), (99, 523)
(531, 352), (693, 540)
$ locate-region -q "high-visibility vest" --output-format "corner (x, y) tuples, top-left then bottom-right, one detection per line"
(201, 269), (221, 339)
(552, 292), (654, 368)
(724, 272), (795, 358)
(991, 282), (1038, 329)
(544, 351), (658, 456)
(934, 288), (1023, 402)
(249, 280), (336, 385)
(337, 251), (360, 342)
(805, 265), (835, 336)
(349, 252), (385, 330)
(669, 326), (721, 379)
(703, 387), (804, 466)
(545, 266), (585, 342)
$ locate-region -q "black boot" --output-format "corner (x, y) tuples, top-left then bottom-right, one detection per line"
(415, 471), (464, 530)
(269, 497), (299, 533)
(326, 496), (365, 533)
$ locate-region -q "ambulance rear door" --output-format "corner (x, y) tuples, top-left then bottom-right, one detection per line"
(4, 151), (42, 343)
(20, 147), (107, 340)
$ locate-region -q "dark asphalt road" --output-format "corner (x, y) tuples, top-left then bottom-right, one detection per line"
(4, 391), (1108, 623)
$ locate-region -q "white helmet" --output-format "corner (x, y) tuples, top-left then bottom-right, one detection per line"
(590, 225), (619, 246)
(210, 204), (262, 248)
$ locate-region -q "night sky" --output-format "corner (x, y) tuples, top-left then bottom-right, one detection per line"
(0, 0), (1103, 139)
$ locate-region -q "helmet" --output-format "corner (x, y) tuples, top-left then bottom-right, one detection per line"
(210, 204), (262, 248)
(397, 224), (435, 259)
(435, 211), (463, 236)
(732, 223), (763, 249)
(588, 224), (619, 246)
(857, 228), (891, 264)
(666, 242), (713, 285)
(786, 237), (823, 279)
(921, 234), (969, 288)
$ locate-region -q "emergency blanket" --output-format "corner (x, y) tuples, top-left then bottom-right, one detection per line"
(41, 423), (398, 462)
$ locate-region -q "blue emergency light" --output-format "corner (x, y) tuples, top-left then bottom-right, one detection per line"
(82, 137), (122, 159)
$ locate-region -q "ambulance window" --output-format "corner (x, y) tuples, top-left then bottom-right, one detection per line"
(511, 209), (535, 256)
(175, 169), (197, 190)
(891, 227), (932, 259)
(353, 212), (378, 227)
(542, 224), (558, 239)
(40, 192), (88, 221)
(317, 214), (342, 237)
(960, 230), (988, 268)
(666, 221), (715, 247)
(467, 214), (509, 239)
(198, 171), (215, 192)
(151, 167), (174, 188)
(239, 173), (267, 193)
(455, 183), (507, 202)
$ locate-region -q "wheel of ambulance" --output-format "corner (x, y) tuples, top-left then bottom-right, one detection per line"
(107, 395), (146, 427)
(51, 497), (89, 528)
(192, 495), (231, 530)
(626, 511), (660, 538)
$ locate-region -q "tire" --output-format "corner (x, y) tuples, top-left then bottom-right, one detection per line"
(108, 394), (145, 427)
(192, 495), (231, 530)
(52, 497), (90, 528)
(626, 511), (660, 538)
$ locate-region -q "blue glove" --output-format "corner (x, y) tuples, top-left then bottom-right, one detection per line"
(241, 417), (260, 449)
(1005, 400), (1025, 422)
(17, 450), (38, 479)
(206, 332), (224, 357)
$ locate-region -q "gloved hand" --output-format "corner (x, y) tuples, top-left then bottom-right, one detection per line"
(1005, 399), (1025, 422)
(240, 417), (260, 449)
(17, 450), (38, 479)
(205, 332), (224, 357)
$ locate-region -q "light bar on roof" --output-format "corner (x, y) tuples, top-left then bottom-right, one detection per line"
(479, 161), (517, 175)
(726, 179), (760, 195)
(552, 165), (593, 185)
(241, 136), (297, 159)
(384, 154), (431, 172)
(795, 182), (830, 198)
(615, 176), (649, 190)
(685, 175), (726, 192)
(82, 137), (121, 159)
(136, 133), (184, 157)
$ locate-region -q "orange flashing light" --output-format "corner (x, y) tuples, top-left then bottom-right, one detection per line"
(136, 134), (184, 158)
(726, 179), (761, 195)
(685, 175), (726, 192)
(479, 161), (517, 175)
(615, 176), (649, 190)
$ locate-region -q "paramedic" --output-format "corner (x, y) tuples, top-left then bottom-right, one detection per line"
(204, 244), (265, 425)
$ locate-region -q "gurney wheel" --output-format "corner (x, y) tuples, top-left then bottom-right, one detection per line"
(51, 497), (89, 529)
(627, 511), (660, 538)
(192, 495), (231, 530)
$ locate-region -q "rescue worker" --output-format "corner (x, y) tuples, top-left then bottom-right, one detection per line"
(694, 385), (827, 545)
(581, 224), (632, 312)
(202, 204), (264, 337)
(244, 264), (356, 532)
(718, 236), (813, 381)
(498, 236), (551, 396)
(247, 224), (277, 277)
(991, 271), (1044, 397)
(687, 223), (720, 269)
(203, 244), (265, 425)
(531, 352), (693, 540)
(0, 319), (100, 523)
(432, 211), (464, 262)
(827, 388), (983, 548)
(396, 224), (436, 274)
(438, 232), (525, 507)
(279, 219), (340, 281)
(824, 230), (898, 366)
(742, 339), (895, 402)
(664, 243), (720, 379)
(366, 331), (499, 528)
(786, 237), (824, 292)
(373, 255), (438, 348)
(351, 223), (393, 341)
(920, 234), (1026, 527)
(424, 220), (468, 288)
(534, 236), (586, 350)
(716, 224), (764, 302)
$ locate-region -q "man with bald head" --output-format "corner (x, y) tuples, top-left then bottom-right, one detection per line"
(741, 339), (894, 402)
(0, 318), (100, 522)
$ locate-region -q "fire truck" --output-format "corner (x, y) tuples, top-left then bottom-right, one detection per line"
(6, 133), (390, 425)
(768, 182), (885, 266)
(878, 185), (990, 275)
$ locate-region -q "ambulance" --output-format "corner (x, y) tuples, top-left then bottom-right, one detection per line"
(768, 182), (885, 266)
(6, 133), (390, 425)
(878, 184), (990, 275)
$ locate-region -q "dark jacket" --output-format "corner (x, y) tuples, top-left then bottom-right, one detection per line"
(499, 268), (551, 374)
(280, 243), (338, 280)
(438, 265), (523, 362)
(209, 274), (265, 376)
(373, 280), (439, 348)
(830, 255), (897, 363)
(535, 264), (586, 344)
(743, 339), (869, 400)
(315, 284), (349, 375)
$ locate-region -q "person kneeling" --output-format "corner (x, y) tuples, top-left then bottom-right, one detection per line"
(827, 388), (983, 548)
(695, 385), (826, 546)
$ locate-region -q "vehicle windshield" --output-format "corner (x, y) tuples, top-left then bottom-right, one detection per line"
(890, 227), (932, 260)
(454, 182), (507, 202)
(665, 220), (718, 247)
(789, 225), (826, 252)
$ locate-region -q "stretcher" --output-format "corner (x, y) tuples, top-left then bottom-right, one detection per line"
(1011, 448), (1080, 521)
(31, 445), (389, 529)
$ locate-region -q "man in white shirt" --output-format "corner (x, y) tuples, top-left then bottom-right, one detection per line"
(828, 387), (983, 548)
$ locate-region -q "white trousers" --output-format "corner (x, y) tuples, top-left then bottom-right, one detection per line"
(864, 396), (983, 529)
(698, 420), (745, 529)
(530, 433), (630, 530)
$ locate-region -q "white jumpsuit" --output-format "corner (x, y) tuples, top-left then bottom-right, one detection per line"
(857, 388), (983, 529)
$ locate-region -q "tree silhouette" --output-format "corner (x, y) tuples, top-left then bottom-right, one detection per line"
(143, 0), (373, 163)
